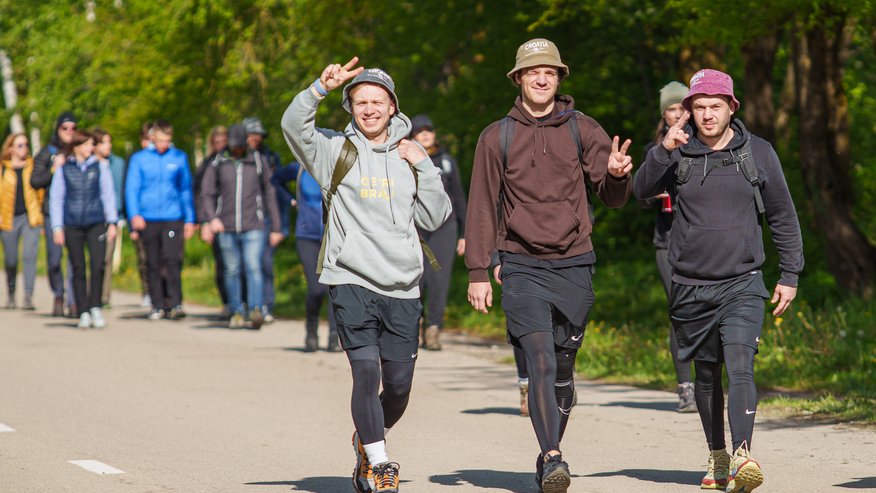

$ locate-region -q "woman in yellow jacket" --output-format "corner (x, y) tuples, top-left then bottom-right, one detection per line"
(0, 133), (44, 310)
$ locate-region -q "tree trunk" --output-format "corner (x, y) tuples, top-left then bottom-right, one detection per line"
(742, 31), (780, 143)
(792, 14), (876, 298)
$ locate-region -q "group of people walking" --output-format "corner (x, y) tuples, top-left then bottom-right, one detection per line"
(2, 34), (803, 493)
(275, 37), (802, 493)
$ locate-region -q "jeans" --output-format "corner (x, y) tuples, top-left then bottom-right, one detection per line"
(1, 214), (40, 295)
(219, 229), (266, 315)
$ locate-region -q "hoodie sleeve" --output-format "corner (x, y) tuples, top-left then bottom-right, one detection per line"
(633, 144), (676, 201)
(578, 115), (631, 208)
(411, 150), (452, 232)
(263, 163), (282, 233)
(49, 166), (66, 230)
(270, 164), (297, 205)
(281, 85), (345, 188)
(99, 162), (118, 224)
(199, 161), (218, 223)
(758, 142), (804, 287)
(124, 153), (142, 220)
(464, 125), (502, 283)
(30, 147), (55, 189)
(178, 153), (195, 224)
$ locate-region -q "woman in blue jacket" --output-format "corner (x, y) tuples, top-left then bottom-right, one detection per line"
(49, 130), (118, 329)
(271, 162), (339, 352)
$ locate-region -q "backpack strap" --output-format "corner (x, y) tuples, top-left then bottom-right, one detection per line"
(567, 111), (596, 224)
(676, 156), (696, 186)
(724, 140), (765, 215)
(406, 162), (441, 272)
(316, 138), (358, 275)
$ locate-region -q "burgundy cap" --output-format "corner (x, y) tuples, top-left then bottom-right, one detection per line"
(682, 69), (740, 112)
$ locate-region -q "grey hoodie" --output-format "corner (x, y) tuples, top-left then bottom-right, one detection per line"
(281, 87), (452, 298)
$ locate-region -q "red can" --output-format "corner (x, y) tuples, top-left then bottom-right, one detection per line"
(662, 194), (673, 213)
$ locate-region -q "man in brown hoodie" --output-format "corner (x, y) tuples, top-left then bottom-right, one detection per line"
(465, 38), (633, 492)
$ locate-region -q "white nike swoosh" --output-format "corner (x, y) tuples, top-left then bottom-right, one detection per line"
(745, 409), (756, 415)
(571, 334), (583, 342)
(411, 353), (417, 359)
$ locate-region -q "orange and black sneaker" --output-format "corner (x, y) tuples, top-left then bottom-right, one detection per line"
(727, 443), (763, 492)
(352, 432), (373, 493)
(372, 462), (400, 493)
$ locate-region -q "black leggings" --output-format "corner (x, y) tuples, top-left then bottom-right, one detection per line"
(518, 331), (577, 455)
(347, 346), (416, 444)
(694, 344), (758, 452)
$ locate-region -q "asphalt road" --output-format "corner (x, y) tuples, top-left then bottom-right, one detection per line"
(1, 280), (873, 492)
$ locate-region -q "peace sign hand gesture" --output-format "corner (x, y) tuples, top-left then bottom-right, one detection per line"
(320, 57), (366, 92)
(607, 136), (633, 178)
(662, 111), (690, 151)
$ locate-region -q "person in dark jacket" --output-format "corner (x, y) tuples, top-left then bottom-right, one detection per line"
(244, 116), (283, 323)
(409, 114), (467, 351)
(271, 161), (340, 351)
(195, 125), (232, 319)
(200, 124), (284, 330)
(638, 81), (697, 413)
(465, 38), (633, 490)
(30, 111), (77, 316)
(49, 130), (117, 329)
(633, 69), (803, 493)
(125, 120), (196, 321)
(93, 128), (127, 308)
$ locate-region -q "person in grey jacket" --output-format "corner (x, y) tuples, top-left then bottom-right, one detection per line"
(281, 58), (451, 493)
(200, 124), (284, 330)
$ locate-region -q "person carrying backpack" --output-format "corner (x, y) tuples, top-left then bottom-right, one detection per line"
(465, 38), (633, 492)
(281, 58), (451, 493)
(633, 69), (804, 493)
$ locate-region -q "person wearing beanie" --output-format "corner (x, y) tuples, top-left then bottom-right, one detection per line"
(634, 68), (803, 493)
(281, 57), (451, 492)
(638, 81), (697, 413)
(30, 112), (78, 317)
(465, 38), (633, 492)
(200, 124), (283, 330)
(409, 114), (467, 351)
(243, 116), (283, 324)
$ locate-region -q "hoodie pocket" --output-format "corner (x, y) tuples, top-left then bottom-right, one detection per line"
(335, 230), (421, 289)
(506, 201), (581, 253)
(674, 224), (756, 277)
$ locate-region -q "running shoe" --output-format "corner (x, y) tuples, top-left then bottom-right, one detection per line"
(147, 308), (164, 321)
(519, 382), (530, 417)
(248, 309), (264, 330)
(229, 313), (246, 329)
(540, 453), (571, 493)
(167, 305), (186, 320)
(372, 462), (399, 493)
(701, 448), (731, 490)
(327, 336), (343, 352)
(52, 296), (64, 317)
(424, 325), (442, 350)
(678, 382), (697, 413)
(77, 312), (92, 329)
(352, 432), (373, 493)
(726, 443), (763, 492)
(90, 307), (106, 329)
(22, 294), (35, 311)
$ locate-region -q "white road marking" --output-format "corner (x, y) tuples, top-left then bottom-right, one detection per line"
(0, 423), (15, 432)
(69, 460), (125, 475)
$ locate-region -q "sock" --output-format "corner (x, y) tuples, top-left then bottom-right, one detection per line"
(363, 440), (388, 466)
(518, 377), (529, 387)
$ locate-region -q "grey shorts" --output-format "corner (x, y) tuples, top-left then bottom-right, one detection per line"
(329, 284), (422, 362)
(669, 271), (770, 363)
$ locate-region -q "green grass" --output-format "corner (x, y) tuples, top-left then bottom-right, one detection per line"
(103, 229), (876, 423)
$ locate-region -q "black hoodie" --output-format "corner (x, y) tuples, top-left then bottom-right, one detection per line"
(31, 112), (77, 213)
(633, 118), (803, 286)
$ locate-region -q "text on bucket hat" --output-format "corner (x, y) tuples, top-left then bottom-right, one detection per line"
(659, 81), (689, 114)
(342, 68), (399, 113)
(682, 69), (740, 112)
(243, 116), (267, 136)
(507, 38), (569, 80)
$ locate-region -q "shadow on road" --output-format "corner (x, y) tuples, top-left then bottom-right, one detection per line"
(461, 407), (521, 416)
(596, 400), (678, 412)
(42, 321), (81, 329)
(758, 414), (839, 430)
(835, 477), (876, 489)
(430, 469), (537, 492)
(245, 477), (411, 491)
(586, 468), (702, 486)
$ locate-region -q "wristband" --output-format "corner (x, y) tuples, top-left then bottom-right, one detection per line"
(313, 78), (328, 97)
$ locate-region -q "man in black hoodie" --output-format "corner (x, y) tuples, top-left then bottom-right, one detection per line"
(30, 112), (77, 316)
(634, 69), (803, 493)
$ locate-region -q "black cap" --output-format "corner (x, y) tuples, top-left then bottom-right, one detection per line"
(410, 114), (434, 136)
(228, 124), (247, 147)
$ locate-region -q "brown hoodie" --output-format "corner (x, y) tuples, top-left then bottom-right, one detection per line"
(465, 95), (631, 282)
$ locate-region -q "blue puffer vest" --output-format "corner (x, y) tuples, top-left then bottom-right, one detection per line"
(63, 157), (105, 227)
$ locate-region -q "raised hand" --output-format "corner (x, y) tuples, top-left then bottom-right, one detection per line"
(607, 136), (633, 178)
(662, 111), (690, 151)
(397, 139), (428, 165)
(320, 56), (365, 92)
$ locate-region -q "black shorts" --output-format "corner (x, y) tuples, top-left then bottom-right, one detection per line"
(500, 261), (595, 351)
(329, 284), (422, 362)
(669, 272), (770, 363)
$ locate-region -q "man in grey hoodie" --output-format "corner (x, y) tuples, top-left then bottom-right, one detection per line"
(281, 57), (451, 493)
